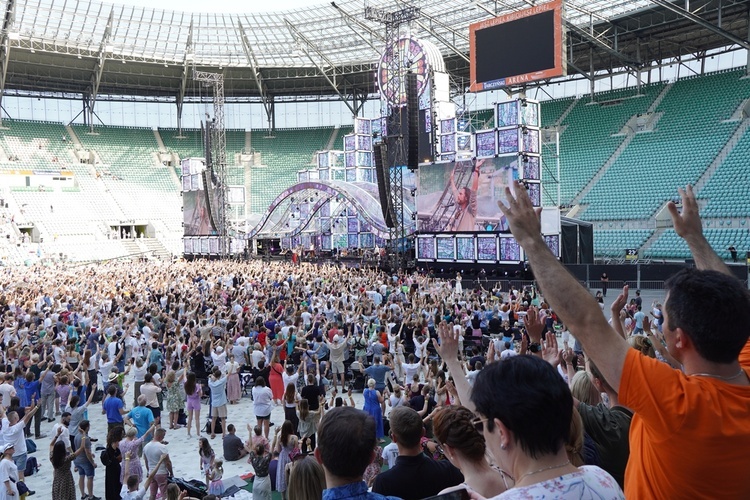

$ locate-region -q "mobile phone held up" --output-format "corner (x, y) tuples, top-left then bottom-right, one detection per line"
(421, 488), (471, 500)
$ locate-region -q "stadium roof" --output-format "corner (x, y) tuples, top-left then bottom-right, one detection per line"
(0, 0), (748, 103)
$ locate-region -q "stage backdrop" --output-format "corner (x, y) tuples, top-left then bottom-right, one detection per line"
(416, 157), (537, 233)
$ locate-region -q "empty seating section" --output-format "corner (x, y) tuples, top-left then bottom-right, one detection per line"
(73, 125), (180, 224)
(699, 125), (750, 218)
(73, 125), (158, 171)
(249, 127), (334, 214)
(159, 129), (246, 164)
(540, 97), (575, 128)
(557, 84), (663, 204)
(0, 120), (75, 169)
(645, 228), (750, 260)
(593, 229), (653, 258)
(160, 129), (204, 159)
(581, 71), (750, 220)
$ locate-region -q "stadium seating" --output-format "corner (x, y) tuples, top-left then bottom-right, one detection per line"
(0, 119), (75, 169)
(2, 69), (750, 262)
(160, 128), (205, 160)
(644, 228), (750, 261)
(559, 83), (664, 205)
(73, 125), (180, 218)
(698, 123), (750, 218)
(248, 127), (334, 213)
(541, 97), (575, 128)
(580, 70), (750, 220)
(593, 229), (654, 259)
(159, 128), (247, 164)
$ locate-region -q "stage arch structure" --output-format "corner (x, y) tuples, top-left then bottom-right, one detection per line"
(245, 179), (416, 246)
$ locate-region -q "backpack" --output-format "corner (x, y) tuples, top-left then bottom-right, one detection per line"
(23, 455), (38, 477)
(204, 418), (222, 434)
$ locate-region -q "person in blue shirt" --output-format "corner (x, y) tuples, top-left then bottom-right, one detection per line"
(124, 395), (155, 442)
(23, 371), (44, 439)
(362, 356), (392, 393)
(102, 384), (127, 431)
(316, 407), (401, 500)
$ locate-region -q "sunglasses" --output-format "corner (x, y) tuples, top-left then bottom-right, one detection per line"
(471, 416), (489, 433)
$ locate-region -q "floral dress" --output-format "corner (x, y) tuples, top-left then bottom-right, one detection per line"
(51, 452), (76, 500)
(118, 437), (146, 483)
(165, 376), (184, 413)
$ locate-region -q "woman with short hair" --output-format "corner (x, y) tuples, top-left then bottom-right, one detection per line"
(471, 355), (623, 499)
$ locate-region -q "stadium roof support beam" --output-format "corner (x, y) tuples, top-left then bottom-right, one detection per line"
(86, 8), (113, 133)
(650, 0), (750, 51)
(330, 2), (385, 54)
(564, 20), (641, 67)
(176, 19), (194, 137)
(0, 0), (16, 127)
(394, 0), (469, 63)
(237, 20), (274, 133)
(284, 19), (357, 116)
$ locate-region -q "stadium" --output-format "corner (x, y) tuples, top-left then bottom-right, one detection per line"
(0, 0), (747, 277)
(0, 1), (749, 499)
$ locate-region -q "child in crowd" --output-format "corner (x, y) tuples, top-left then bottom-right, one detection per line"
(199, 437), (215, 486)
(208, 459), (225, 496)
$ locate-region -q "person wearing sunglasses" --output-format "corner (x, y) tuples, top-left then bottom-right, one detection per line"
(471, 355), (622, 499)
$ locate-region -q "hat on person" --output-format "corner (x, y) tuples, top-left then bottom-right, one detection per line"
(216, 346), (224, 353)
(1, 444), (14, 453)
(108, 372), (119, 382)
(333, 334), (341, 343)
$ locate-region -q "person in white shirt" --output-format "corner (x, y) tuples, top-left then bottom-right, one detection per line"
(52, 339), (66, 365)
(381, 441), (399, 469)
(211, 345), (228, 371)
(413, 335), (430, 361)
(1, 401), (39, 481)
(52, 412), (72, 452)
(500, 341), (518, 360)
(142, 428), (172, 500)
(400, 354), (423, 385)
(0, 376), (16, 409)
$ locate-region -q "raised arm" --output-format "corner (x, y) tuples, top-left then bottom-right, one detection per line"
(609, 287), (630, 340)
(668, 185), (731, 275)
(433, 322), (476, 413)
(498, 181), (629, 392)
(143, 454), (168, 492)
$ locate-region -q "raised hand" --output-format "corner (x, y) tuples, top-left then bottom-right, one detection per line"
(610, 285), (629, 315)
(497, 181), (543, 247)
(524, 306), (543, 344)
(541, 331), (560, 367)
(432, 322), (459, 362)
(667, 185), (702, 242)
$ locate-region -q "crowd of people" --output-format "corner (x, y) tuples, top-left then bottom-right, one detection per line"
(0, 184), (746, 500)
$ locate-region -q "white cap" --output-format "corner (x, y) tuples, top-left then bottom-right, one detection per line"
(333, 334), (341, 343)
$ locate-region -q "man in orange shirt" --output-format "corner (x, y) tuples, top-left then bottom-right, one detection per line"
(498, 182), (750, 498)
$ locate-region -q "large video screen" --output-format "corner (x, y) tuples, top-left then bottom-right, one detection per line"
(470, 0), (565, 91)
(183, 190), (216, 236)
(417, 157), (522, 232)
